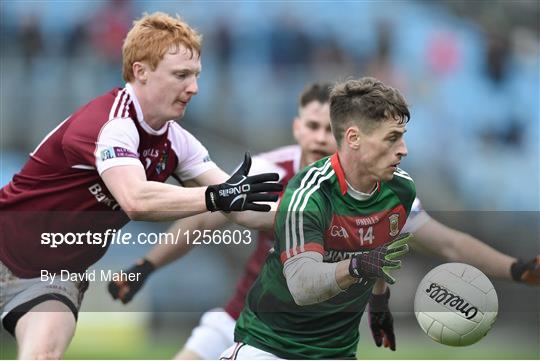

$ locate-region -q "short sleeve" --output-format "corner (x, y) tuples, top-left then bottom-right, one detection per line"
(276, 186), (329, 263)
(169, 123), (217, 181)
(62, 117), (142, 174)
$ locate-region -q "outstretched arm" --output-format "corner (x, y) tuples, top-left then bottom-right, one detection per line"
(410, 218), (527, 281)
(102, 153), (282, 222)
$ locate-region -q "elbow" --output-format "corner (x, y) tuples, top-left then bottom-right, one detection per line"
(125, 210), (144, 221)
(121, 198), (147, 221)
(287, 279), (319, 306)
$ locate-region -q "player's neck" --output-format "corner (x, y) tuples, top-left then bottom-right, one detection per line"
(142, 113), (168, 130)
(339, 151), (378, 194)
(129, 83), (168, 130)
(346, 173), (377, 194)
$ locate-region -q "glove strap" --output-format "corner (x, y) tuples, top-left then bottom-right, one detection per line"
(349, 255), (362, 278)
(205, 187), (219, 212)
(510, 259), (526, 282)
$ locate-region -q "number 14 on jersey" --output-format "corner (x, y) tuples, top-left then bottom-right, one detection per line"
(359, 226), (374, 246)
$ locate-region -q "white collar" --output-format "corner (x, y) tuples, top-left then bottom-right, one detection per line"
(125, 83), (169, 136)
(346, 180), (377, 201)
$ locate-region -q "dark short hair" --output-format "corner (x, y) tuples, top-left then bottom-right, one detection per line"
(330, 77), (410, 145)
(299, 82), (332, 108)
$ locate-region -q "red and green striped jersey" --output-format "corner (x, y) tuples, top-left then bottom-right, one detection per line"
(234, 154), (416, 359)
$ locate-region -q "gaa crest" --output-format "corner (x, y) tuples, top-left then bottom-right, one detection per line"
(389, 213), (400, 237)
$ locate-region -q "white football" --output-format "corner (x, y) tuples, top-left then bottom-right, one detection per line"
(414, 263), (498, 346)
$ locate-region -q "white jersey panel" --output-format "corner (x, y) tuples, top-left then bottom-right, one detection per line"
(402, 197), (431, 233)
(249, 156), (286, 180)
(169, 122), (217, 181)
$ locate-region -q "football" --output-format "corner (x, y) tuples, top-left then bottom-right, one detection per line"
(414, 263), (498, 346)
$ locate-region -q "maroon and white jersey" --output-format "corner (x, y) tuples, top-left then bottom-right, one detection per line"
(225, 145), (300, 319)
(0, 84), (216, 278)
(223, 145), (430, 319)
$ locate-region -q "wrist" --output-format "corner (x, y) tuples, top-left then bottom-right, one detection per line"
(348, 255), (363, 278)
(369, 288), (390, 312)
(510, 259), (524, 282)
(136, 258), (155, 277)
(205, 186), (219, 212)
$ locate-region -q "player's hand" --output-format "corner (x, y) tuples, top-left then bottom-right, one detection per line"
(511, 256), (540, 285)
(108, 259), (155, 304)
(369, 288), (396, 351)
(349, 233), (411, 284)
(205, 152), (283, 212)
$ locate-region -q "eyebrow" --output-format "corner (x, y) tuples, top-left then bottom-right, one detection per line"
(173, 67), (201, 75)
(387, 129), (407, 138)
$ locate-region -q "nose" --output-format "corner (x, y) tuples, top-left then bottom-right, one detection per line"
(186, 77), (198, 95)
(397, 138), (408, 157)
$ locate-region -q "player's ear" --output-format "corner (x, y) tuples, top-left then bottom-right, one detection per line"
(132, 62), (148, 84)
(344, 126), (360, 150)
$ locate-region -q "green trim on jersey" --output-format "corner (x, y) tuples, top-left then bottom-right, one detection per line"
(235, 155), (416, 359)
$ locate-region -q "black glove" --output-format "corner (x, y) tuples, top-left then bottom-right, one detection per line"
(205, 153), (283, 212)
(369, 288), (396, 351)
(349, 233), (411, 284)
(108, 259), (155, 304)
(511, 256), (540, 285)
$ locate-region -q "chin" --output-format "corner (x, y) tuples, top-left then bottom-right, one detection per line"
(172, 110), (186, 120)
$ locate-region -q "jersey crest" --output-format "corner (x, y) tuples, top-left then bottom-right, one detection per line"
(389, 213), (400, 236)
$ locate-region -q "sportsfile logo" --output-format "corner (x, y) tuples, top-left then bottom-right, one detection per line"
(219, 184), (250, 197)
(425, 283), (479, 320)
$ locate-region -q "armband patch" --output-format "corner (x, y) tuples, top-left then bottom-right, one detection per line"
(100, 147), (138, 161)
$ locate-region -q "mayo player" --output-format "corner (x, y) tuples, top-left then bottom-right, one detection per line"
(111, 81), (539, 359)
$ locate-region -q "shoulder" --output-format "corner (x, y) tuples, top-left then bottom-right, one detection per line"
(168, 122), (194, 138)
(281, 157), (334, 207)
(386, 167), (416, 212)
(167, 122), (207, 152)
(65, 88), (133, 136)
